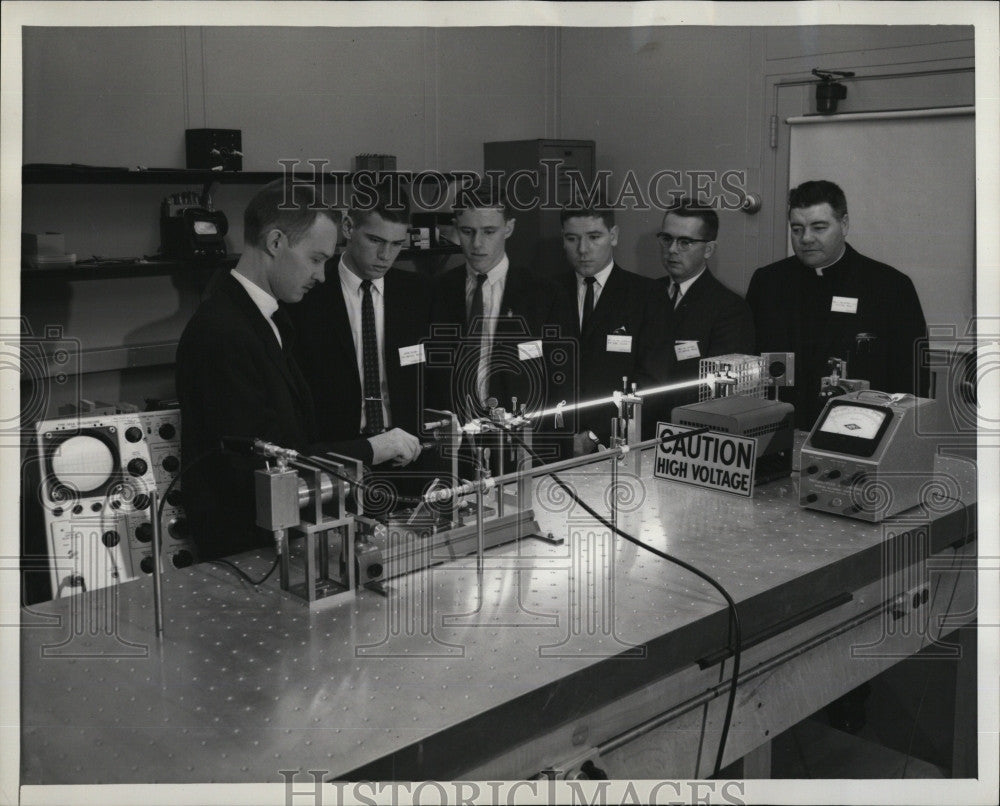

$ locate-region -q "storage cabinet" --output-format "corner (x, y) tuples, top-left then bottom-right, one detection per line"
(484, 139), (596, 276)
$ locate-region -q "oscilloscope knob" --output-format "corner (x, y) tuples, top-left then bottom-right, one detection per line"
(125, 426), (143, 443)
(167, 517), (189, 539)
(158, 422), (176, 440)
(135, 522), (153, 543)
(172, 549), (194, 569)
(127, 458), (148, 477)
(162, 455), (180, 473)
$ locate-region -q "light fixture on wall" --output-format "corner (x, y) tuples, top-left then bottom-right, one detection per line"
(812, 68), (855, 115)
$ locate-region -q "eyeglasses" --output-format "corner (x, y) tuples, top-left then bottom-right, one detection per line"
(656, 233), (711, 251)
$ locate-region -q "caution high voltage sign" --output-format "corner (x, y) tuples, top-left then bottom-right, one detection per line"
(654, 422), (757, 497)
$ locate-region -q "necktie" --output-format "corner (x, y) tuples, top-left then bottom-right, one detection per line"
(360, 279), (384, 435)
(668, 281), (680, 309)
(469, 272), (487, 323)
(581, 276), (597, 333)
(469, 273), (489, 403)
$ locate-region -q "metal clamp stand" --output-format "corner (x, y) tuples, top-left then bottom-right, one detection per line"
(611, 378), (644, 478)
(254, 449), (360, 606)
(423, 408), (463, 528)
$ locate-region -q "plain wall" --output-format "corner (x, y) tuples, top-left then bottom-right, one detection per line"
(19, 24), (975, 412)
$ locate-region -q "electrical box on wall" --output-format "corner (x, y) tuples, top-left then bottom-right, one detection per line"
(185, 128), (243, 171)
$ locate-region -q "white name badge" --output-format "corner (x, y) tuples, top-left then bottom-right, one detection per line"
(674, 340), (701, 361)
(398, 344), (426, 366)
(606, 335), (633, 353)
(831, 296), (859, 314)
(517, 340), (543, 361)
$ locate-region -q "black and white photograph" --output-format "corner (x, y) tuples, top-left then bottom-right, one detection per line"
(2, 2), (998, 805)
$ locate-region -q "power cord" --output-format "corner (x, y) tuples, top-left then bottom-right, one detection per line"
(156, 449), (280, 586)
(496, 423), (742, 778)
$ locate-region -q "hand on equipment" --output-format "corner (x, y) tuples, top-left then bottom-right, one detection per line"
(368, 428), (422, 466)
(572, 430), (601, 457)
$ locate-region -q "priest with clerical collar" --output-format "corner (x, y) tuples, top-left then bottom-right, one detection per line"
(746, 180), (928, 429)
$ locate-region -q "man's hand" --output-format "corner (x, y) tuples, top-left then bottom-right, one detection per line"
(572, 430), (601, 457)
(368, 428), (422, 466)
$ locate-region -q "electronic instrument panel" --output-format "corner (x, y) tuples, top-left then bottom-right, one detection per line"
(35, 409), (195, 598)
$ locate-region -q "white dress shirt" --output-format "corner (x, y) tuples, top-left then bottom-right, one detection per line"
(576, 260), (614, 327)
(465, 256), (510, 403)
(231, 269), (281, 346)
(339, 259), (391, 431)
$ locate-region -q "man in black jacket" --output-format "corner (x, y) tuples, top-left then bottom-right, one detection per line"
(428, 190), (574, 464)
(289, 184), (436, 509)
(558, 205), (672, 451)
(747, 180), (928, 429)
(176, 179), (419, 559)
(656, 199), (755, 408)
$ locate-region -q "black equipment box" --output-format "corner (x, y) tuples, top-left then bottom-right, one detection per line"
(185, 128), (243, 172)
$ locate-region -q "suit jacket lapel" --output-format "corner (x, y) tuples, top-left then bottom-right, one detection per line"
(221, 275), (310, 417)
(561, 271), (582, 338)
(498, 264), (525, 320)
(327, 276), (362, 386)
(674, 268), (710, 320)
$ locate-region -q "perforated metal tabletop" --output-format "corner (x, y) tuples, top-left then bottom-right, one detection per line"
(20, 447), (977, 783)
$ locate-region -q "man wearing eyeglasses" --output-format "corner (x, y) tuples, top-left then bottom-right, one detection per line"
(746, 180), (928, 429)
(657, 199), (754, 402)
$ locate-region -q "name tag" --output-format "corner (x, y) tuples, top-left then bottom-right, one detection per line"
(517, 340), (543, 361)
(831, 296), (859, 314)
(674, 340), (700, 361)
(398, 344), (426, 366)
(606, 335), (633, 353)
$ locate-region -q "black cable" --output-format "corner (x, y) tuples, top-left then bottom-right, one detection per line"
(156, 448), (281, 585)
(498, 422), (742, 778)
(209, 555), (281, 586)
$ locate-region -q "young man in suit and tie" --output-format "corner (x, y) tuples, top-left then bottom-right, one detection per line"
(176, 179), (420, 560)
(290, 183), (436, 509)
(656, 199), (755, 407)
(429, 190), (573, 464)
(559, 205), (672, 454)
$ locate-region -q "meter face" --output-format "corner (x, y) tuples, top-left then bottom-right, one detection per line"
(193, 220), (218, 236)
(809, 400), (894, 457)
(819, 404), (887, 440)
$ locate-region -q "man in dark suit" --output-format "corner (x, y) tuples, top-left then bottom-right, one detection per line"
(656, 199), (755, 408)
(428, 190), (574, 464)
(289, 185), (436, 507)
(176, 180), (420, 559)
(747, 180), (928, 429)
(290, 187), (431, 442)
(558, 205), (672, 452)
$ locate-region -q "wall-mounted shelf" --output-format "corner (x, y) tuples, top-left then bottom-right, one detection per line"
(21, 257), (239, 282)
(20, 248), (460, 284)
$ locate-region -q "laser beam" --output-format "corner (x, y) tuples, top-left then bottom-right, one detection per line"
(524, 378), (705, 420)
